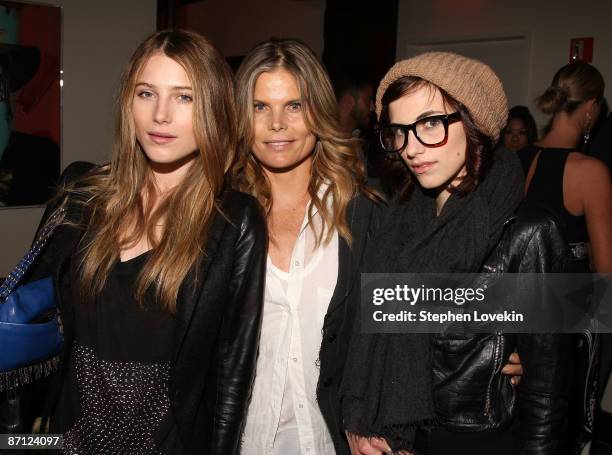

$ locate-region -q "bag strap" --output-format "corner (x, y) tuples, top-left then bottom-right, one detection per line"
(0, 203), (67, 301)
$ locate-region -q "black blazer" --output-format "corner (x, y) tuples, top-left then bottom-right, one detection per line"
(316, 193), (381, 455)
(31, 166), (267, 455)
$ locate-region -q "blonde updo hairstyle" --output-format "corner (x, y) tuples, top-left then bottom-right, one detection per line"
(537, 61), (604, 115)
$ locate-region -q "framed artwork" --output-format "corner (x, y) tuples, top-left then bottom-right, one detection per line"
(0, 1), (61, 207)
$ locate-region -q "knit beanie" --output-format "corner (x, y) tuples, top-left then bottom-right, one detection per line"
(376, 52), (508, 142)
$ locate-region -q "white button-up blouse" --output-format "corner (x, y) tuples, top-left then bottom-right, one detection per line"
(242, 201), (339, 455)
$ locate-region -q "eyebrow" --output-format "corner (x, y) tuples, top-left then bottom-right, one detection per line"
(415, 110), (445, 121)
(135, 82), (193, 90)
(252, 98), (302, 106)
(285, 98), (303, 107)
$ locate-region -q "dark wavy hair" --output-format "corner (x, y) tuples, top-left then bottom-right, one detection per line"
(377, 76), (494, 200)
(506, 105), (538, 145)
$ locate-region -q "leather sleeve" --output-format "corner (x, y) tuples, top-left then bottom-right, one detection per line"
(209, 199), (267, 454)
(513, 216), (573, 454)
(515, 333), (572, 454)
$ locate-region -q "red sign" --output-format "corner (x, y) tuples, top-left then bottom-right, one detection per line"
(569, 38), (594, 63)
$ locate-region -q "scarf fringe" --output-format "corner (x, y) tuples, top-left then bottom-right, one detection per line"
(346, 418), (438, 438)
(346, 417), (440, 454)
(0, 356), (59, 392)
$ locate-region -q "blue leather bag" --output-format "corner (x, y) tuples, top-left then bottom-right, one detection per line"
(0, 206), (65, 390)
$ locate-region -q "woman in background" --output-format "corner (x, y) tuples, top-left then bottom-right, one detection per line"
(518, 61), (612, 454)
(519, 61), (612, 273)
(33, 30), (266, 454)
(501, 105), (538, 152)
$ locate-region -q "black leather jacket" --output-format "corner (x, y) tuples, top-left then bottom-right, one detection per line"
(432, 208), (573, 454)
(31, 166), (267, 455)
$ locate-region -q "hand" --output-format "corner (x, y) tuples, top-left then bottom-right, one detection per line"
(346, 431), (414, 455)
(501, 351), (523, 385)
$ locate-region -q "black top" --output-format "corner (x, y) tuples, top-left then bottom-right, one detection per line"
(518, 145), (588, 244)
(36, 176), (267, 454)
(58, 251), (176, 455)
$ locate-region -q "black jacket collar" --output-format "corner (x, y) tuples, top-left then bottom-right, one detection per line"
(325, 194), (377, 321)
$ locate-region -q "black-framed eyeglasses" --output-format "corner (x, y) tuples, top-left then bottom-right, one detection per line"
(378, 112), (462, 153)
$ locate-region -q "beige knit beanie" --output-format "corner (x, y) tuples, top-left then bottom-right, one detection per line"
(376, 52), (508, 142)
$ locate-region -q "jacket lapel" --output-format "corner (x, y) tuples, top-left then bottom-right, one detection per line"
(325, 195), (374, 318)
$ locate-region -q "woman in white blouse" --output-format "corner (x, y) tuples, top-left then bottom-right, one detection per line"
(232, 38), (377, 455)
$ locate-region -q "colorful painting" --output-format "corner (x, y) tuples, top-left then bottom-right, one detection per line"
(0, 1), (61, 207)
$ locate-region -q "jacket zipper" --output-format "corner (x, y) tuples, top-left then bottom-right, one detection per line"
(484, 331), (504, 422)
(581, 328), (597, 433)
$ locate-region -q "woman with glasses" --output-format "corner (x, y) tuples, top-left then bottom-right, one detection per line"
(340, 52), (571, 455)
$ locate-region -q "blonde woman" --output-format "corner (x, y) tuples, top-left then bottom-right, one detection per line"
(232, 39), (378, 455)
(519, 61), (612, 274)
(32, 30), (266, 454)
(519, 61), (612, 455)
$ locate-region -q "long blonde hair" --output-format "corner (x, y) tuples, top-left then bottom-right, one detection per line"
(232, 38), (372, 246)
(70, 30), (236, 312)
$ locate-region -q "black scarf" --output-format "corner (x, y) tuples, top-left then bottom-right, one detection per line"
(340, 150), (523, 452)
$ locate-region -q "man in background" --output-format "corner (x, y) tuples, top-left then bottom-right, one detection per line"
(333, 76), (387, 180)
(0, 42), (59, 207)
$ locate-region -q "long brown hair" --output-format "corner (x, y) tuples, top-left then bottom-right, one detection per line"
(232, 38), (374, 246)
(378, 76), (493, 200)
(70, 30), (236, 312)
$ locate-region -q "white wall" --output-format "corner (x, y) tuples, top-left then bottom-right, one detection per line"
(182, 0), (326, 58)
(396, 0), (612, 129)
(0, 0), (156, 276)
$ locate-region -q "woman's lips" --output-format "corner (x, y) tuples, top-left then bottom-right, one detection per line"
(411, 161), (436, 174)
(265, 140), (294, 151)
(148, 132), (177, 145)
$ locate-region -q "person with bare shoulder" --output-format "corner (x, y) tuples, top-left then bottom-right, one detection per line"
(519, 61), (612, 274)
(518, 61), (612, 454)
